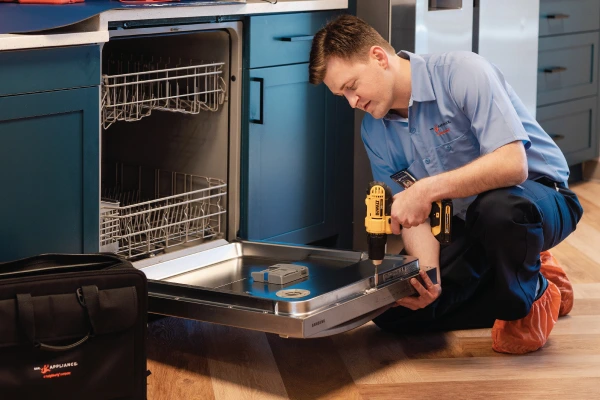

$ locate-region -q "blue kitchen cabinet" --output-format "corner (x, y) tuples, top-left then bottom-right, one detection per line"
(245, 64), (350, 244)
(241, 11), (354, 247)
(0, 87), (100, 262)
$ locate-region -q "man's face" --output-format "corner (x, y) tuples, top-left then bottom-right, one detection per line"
(322, 49), (394, 119)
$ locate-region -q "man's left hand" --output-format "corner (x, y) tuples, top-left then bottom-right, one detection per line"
(393, 270), (441, 310)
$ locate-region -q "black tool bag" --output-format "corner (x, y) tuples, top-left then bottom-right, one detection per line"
(0, 253), (147, 400)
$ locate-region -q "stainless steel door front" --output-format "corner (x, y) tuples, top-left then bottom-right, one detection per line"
(357, 0), (474, 54)
(138, 240), (430, 338)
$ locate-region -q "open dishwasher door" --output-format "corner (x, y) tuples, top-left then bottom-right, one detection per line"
(136, 240), (435, 338)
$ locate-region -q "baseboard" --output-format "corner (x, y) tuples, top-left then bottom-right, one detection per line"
(583, 159), (600, 181)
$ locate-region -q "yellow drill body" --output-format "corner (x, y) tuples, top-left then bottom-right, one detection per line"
(365, 184), (393, 237)
(365, 182), (393, 284)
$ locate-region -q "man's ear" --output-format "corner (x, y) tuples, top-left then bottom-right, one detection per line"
(370, 46), (389, 68)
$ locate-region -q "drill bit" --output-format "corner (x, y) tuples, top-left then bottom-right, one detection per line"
(372, 259), (382, 286)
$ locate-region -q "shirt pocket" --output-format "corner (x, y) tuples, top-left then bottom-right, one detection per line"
(434, 133), (481, 172)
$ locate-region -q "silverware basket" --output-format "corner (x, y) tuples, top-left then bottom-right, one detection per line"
(101, 164), (227, 259)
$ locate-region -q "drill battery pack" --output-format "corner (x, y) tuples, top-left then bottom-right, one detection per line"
(390, 169), (452, 245)
(429, 199), (452, 245)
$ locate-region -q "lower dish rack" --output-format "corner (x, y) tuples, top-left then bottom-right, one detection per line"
(100, 163), (227, 259)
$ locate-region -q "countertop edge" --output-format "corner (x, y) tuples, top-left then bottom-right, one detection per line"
(0, 0), (348, 51)
(0, 31), (110, 51)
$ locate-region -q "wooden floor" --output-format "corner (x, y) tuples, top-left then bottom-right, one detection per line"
(146, 181), (600, 400)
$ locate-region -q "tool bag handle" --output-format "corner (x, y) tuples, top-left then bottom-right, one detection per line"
(16, 285), (100, 352)
(0, 253), (126, 279)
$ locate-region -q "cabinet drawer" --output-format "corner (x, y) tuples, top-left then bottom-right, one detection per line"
(539, 0), (600, 37)
(0, 45), (100, 97)
(248, 11), (339, 69)
(537, 97), (598, 165)
(537, 32), (598, 106)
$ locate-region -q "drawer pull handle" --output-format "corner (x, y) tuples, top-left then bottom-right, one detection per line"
(543, 67), (567, 74)
(545, 13), (570, 20)
(550, 134), (565, 142)
(250, 77), (264, 125)
(278, 35), (315, 42)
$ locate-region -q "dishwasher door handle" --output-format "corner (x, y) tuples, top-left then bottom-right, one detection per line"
(250, 77), (264, 125)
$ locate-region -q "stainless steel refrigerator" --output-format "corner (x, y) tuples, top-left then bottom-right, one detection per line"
(353, 0), (540, 249)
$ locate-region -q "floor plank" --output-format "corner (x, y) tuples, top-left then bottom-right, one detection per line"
(357, 377), (600, 400)
(332, 322), (423, 384)
(574, 283), (600, 299)
(407, 355), (600, 382)
(267, 334), (363, 400)
(200, 324), (288, 400)
(552, 241), (600, 283)
(147, 318), (215, 400)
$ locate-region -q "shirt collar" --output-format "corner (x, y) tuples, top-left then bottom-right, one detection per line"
(382, 51), (435, 121)
(399, 50), (436, 102)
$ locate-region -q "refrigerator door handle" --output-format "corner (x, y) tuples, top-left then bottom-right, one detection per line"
(543, 66), (568, 74)
(545, 13), (570, 20)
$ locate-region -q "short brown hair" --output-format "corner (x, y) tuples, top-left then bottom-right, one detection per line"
(309, 14), (395, 85)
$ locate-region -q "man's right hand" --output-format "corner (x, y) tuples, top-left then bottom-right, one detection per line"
(390, 181), (433, 234)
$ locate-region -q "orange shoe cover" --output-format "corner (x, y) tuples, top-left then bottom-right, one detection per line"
(540, 250), (574, 316)
(492, 281), (561, 354)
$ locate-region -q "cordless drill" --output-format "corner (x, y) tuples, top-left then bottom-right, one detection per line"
(365, 180), (452, 285)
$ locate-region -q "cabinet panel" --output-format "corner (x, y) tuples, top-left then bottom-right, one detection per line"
(248, 11), (338, 69)
(539, 0), (600, 37)
(246, 63), (337, 243)
(0, 45), (100, 97)
(537, 97), (598, 165)
(0, 88), (99, 262)
(537, 32), (599, 106)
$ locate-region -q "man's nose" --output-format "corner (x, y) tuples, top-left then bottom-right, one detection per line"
(345, 93), (359, 109)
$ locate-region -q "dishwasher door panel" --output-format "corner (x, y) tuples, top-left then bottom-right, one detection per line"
(138, 240), (430, 338)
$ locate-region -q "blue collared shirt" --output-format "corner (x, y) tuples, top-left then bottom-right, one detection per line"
(361, 51), (570, 219)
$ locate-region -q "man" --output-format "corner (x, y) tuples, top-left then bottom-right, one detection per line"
(309, 15), (583, 354)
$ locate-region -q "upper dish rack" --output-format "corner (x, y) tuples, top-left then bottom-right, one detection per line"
(101, 54), (227, 129)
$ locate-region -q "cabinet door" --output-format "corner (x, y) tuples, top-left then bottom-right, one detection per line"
(245, 63), (341, 244)
(537, 96), (598, 166)
(0, 87), (99, 262)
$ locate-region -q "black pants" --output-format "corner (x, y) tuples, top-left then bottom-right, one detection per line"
(373, 178), (584, 333)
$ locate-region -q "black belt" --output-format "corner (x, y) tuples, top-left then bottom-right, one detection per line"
(534, 176), (568, 191)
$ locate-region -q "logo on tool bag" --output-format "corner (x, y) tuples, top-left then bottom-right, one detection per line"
(34, 362), (78, 379)
(430, 120), (451, 136)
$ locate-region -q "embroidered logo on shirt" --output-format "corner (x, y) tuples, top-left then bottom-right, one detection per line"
(430, 121), (451, 136)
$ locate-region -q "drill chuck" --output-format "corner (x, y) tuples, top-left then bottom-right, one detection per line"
(367, 233), (387, 263)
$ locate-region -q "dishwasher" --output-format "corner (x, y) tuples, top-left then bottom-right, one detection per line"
(98, 20), (430, 338)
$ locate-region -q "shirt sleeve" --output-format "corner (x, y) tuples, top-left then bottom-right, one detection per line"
(449, 54), (531, 154)
(361, 118), (405, 193)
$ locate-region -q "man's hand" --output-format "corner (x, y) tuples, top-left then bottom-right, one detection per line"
(390, 181), (432, 234)
(393, 270), (441, 310)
